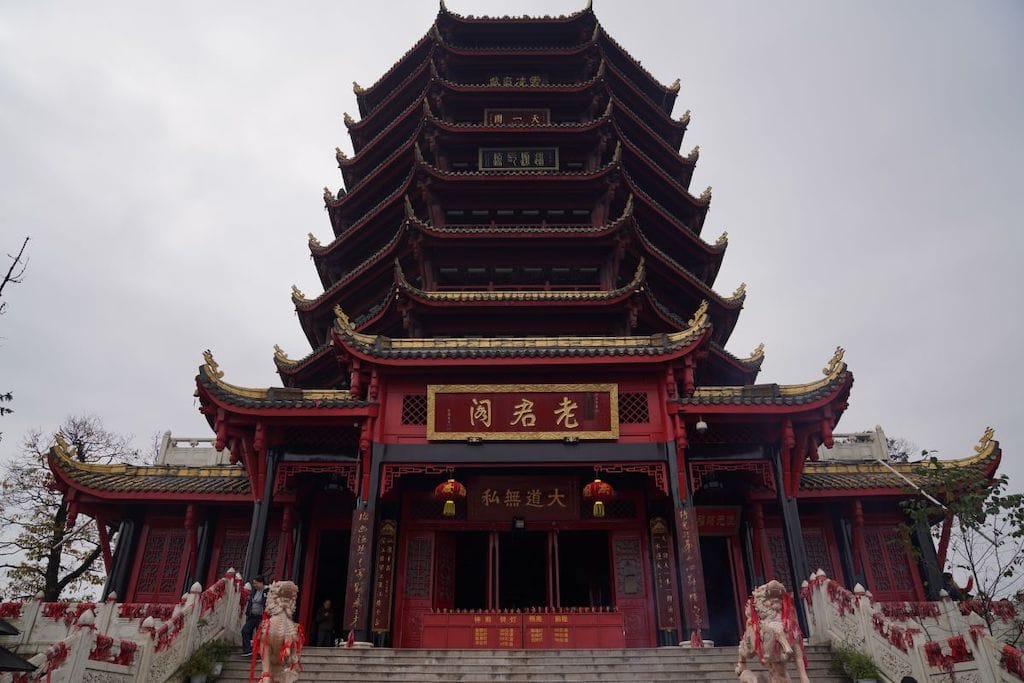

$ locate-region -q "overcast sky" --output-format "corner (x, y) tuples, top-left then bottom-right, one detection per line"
(1, 1), (1021, 488)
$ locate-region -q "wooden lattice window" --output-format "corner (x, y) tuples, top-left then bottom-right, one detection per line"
(401, 395), (428, 425)
(864, 526), (916, 600)
(618, 392), (650, 424)
(215, 529), (249, 578)
(405, 538), (432, 598)
(766, 529), (791, 590)
(135, 527), (188, 602)
(802, 528), (836, 579)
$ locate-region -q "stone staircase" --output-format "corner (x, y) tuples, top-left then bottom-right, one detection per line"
(218, 645), (849, 682)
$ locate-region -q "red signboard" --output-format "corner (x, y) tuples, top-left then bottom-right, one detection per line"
(420, 610), (625, 649)
(695, 506), (742, 536)
(466, 476), (579, 522)
(427, 384), (618, 441)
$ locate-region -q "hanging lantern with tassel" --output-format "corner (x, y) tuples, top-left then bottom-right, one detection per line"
(583, 478), (615, 518)
(433, 477), (467, 517)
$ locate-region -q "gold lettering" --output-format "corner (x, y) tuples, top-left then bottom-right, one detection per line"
(547, 488), (567, 508)
(510, 398), (537, 427)
(525, 488), (543, 508)
(554, 396), (579, 429)
(482, 488), (500, 506)
(503, 489), (521, 508)
(471, 398), (492, 427)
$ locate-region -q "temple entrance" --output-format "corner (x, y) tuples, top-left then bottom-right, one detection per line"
(700, 536), (740, 645)
(309, 529), (349, 645)
(558, 530), (611, 608)
(499, 531), (548, 608)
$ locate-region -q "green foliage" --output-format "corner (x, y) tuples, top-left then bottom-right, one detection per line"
(831, 646), (880, 679)
(176, 638), (232, 678)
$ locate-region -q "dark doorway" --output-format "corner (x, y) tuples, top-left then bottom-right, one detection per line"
(454, 531), (490, 610)
(558, 531), (612, 608)
(700, 536), (740, 645)
(499, 531), (547, 608)
(310, 530), (349, 645)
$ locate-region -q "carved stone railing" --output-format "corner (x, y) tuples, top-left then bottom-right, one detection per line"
(0, 569), (245, 683)
(801, 570), (1023, 682)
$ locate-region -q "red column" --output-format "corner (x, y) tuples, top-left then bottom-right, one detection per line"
(851, 499), (866, 579)
(751, 502), (768, 582)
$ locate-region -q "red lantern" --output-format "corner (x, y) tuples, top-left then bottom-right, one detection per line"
(433, 478), (467, 517)
(583, 478), (614, 517)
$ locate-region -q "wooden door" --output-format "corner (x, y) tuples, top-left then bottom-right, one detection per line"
(396, 530), (434, 647)
(610, 530), (655, 647)
(131, 526), (189, 602)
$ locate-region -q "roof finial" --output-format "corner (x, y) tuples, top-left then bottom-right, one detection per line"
(335, 147), (348, 162)
(669, 78), (681, 93)
(202, 350), (224, 379)
(323, 186), (334, 203)
(731, 282), (746, 299)
(291, 284), (306, 301)
(679, 109), (691, 126)
(334, 305), (355, 332)
(273, 344), (290, 362)
(343, 112), (355, 128)
(308, 232), (321, 248)
(975, 426), (996, 454)
(687, 300), (709, 329)
(687, 145), (700, 162)
(748, 342), (765, 361)
(714, 230), (728, 247)
(352, 81), (365, 95)
(700, 186), (712, 203)
(822, 346), (846, 377)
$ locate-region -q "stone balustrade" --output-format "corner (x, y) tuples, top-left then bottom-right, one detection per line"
(802, 569), (1024, 682)
(0, 569), (245, 683)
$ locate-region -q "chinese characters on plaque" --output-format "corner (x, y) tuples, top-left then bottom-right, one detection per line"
(370, 520), (397, 633)
(478, 147), (559, 171)
(483, 108), (551, 126)
(649, 517), (679, 630)
(427, 384), (618, 441)
(466, 476), (579, 521)
(343, 508), (372, 631)
(485, 74), (547, 87)
(694, 506), (741, 536)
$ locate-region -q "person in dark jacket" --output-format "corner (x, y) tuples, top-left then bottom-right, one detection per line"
(314, 598), (335, 647)
(240, 576), (268, 656)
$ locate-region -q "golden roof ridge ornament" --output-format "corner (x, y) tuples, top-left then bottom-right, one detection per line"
(679, 110), (691, 126)
(273, 344), (294, 365)
(823, 346), (846, 377)
(202, 350), (224, 380)
(291, 284), (307, 302)
(343, 112), (356, 128)
(687, 145), (700, 162)
(323, 186), (334, 203)
(975, 426), (996, 454)
(687, 299), (709, 329)
(352, 81), (365, 95)
(308, 232), (321, 248)
(335, 147), (348, 162)
(730, 282), (747, 300)
(669, 78), (681, 93)
(714, 230), (728, 247)
(745, 342), (765, 363)
(700, 186), (712, 203)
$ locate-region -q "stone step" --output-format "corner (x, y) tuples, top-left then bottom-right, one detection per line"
(215, 647), (847, 683)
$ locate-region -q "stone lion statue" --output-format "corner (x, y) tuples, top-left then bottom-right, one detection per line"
(736, 580), (809, 683)
(253, 580), (303, 682)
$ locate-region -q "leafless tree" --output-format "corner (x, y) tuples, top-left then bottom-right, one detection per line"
(0, 236), (29, 316)
(0, 415), (143, 600)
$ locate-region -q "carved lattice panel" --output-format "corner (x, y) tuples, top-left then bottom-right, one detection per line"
(863, 526), (917, 599)
(617, 392), (649, 424)
(215, 529), (249, 578)
(613, 538), (644, 596)
(261, 535), (280, 580)
(766, 529), (791, 590)
(135, 527), (188, 602)
(802, 528), (836, 578)
(402, 395), (428, 425)
(405, 538), (432, 598)
(864, 529), (892, 593)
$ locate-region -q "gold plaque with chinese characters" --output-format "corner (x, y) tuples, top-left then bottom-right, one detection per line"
(426, 383), (619, 441)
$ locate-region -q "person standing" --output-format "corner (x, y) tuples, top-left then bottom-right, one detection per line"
(314, 598), (335, 647)
(240, 575), (268, 657)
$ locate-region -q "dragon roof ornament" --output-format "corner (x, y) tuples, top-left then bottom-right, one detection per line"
(822, 346), (845, 377)
(352, 81), (365, 95)
(273, 344), (297, 367)
(323, 187), (334, 203)
(745, 342), (766, 363)
(343, 112), (355, 128)
(714, 230), (728, 247)
(679, 110), (691, 126)
(975, 426), (996, 455)
(202, 350), (224, 380)
(335, 147), (348, 162)
(686, 299), (709, 329)
(700, 186), (712, 203)
(669, 78), (681, 92)
(291, 285), (307, 303)
(307, 232), (321, 248)
(687, 145), (700, 162)
(730, 282), (747, 301)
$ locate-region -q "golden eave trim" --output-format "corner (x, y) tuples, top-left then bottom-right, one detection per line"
(806, 427), (998, 476)
(52, 435), (247, 480)
(201, 350), (354, 402)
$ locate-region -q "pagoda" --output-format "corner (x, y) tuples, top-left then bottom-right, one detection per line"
(48, 2), (1001, 649)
